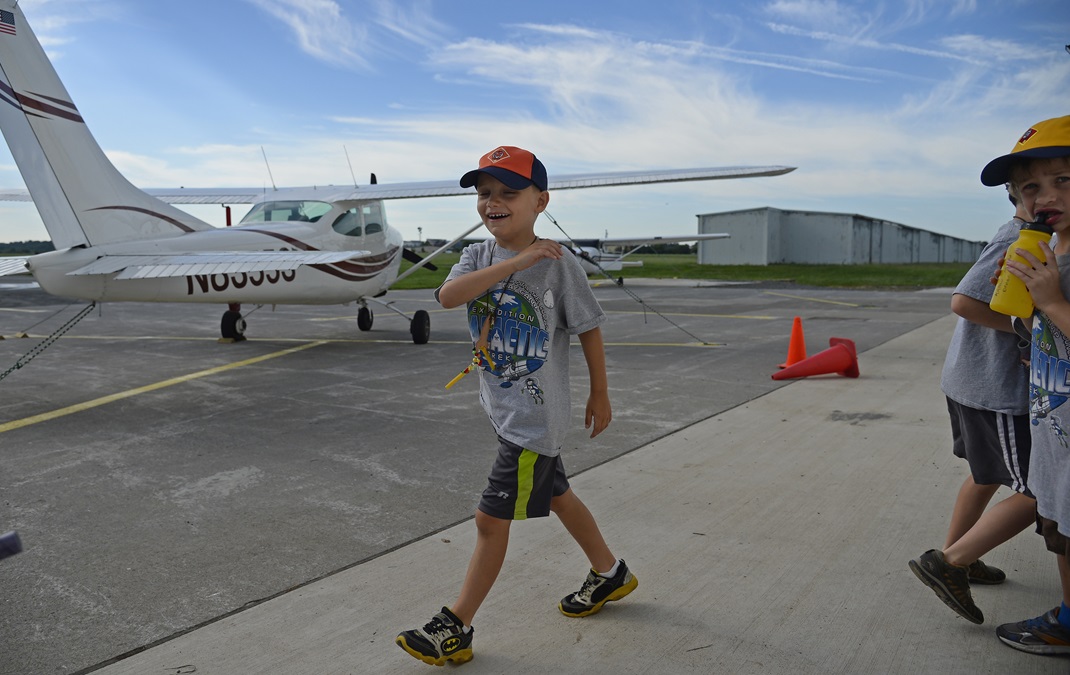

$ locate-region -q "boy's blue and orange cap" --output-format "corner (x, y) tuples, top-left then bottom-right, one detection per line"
(981, 116), (1070, 186)
(459, 146), (548, 192)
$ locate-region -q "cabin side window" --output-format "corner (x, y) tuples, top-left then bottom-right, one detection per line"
(363, 203), (383, 235)
(331, 208), (363, 237)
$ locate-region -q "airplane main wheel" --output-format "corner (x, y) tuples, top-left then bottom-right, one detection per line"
(221, 310), (247, 341)
(357, 306), (373, 332)
(410, 310), (430, 345)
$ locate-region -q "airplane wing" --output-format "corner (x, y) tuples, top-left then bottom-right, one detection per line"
(590, 233), (730, 246)
(149, 166), (795, 203)
(65, 250), (370, 280)
(0, 257), (29, 276)
(0, 165), (794, 205)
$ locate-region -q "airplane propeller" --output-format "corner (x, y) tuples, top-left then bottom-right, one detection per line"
(402, 247), (438, 271)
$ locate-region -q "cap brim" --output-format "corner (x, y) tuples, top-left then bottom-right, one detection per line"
(459, 167), (535, 190)
(981, 146), (1070, 186)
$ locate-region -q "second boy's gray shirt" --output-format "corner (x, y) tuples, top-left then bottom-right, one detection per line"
(444, 240), (606, 456)
(940, 218), (1030, 415)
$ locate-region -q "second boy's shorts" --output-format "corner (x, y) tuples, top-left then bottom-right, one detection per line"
(946, 397), (1032, 496)
(477, 437), (570, 520)
(1037, 515), (1070, 557)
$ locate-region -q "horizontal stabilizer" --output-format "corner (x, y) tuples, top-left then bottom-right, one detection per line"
(0, 256), (28, 276)
(67, 250), (370, 280)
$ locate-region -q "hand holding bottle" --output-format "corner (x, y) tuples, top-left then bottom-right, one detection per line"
(989, 216), (1055, 318)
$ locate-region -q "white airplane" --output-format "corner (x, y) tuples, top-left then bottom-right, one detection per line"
(562, 234), (731, 274)
(0, 2), (793, 344)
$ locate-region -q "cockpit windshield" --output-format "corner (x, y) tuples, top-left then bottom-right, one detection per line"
(240, 200), (332, 224)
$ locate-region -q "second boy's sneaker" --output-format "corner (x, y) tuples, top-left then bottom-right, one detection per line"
(997, 607), (1070, 655)
(966, 558), (1006, 585)
(559, 559), (638, 618)
(395, 607), (474, 666)
(908, 549), (983, 624)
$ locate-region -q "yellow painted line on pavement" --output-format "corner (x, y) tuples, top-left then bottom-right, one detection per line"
(762, 291), (861, 307)
(606, 310), (774, 320)
(0, 340), (328, 435)
(603, 341), (722, 348)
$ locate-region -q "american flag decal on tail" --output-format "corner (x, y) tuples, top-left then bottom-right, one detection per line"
(0, 10), (14, 36)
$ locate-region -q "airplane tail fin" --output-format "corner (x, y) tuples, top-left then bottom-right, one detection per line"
(0, 2), (212, 249)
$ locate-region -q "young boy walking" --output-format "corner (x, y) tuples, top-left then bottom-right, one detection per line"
(395, 146), (636, 666)
(908, 192), (1036, 624)
(978, 115), (1070, 655)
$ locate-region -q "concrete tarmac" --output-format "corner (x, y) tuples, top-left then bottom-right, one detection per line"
(0, 280), (1063, 673)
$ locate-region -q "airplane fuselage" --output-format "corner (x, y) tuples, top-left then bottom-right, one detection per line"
(27, 205), (404, 305)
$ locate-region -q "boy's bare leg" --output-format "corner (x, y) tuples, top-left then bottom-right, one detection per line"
(451, 510), (511, 627)
(551, 488), (616, 573)
(943, 492), (1037, 566)
(945, 475), (1001, 549)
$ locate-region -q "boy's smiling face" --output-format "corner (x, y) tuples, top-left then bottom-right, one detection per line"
(475, 173), (549, 250)
(1013, 157), (1070, 239)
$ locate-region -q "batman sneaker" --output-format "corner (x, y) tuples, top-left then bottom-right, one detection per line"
(997, 607), (1070, 655)
(395, 607), (474, 666)
(908, 549), (983, 624)
(559, 559), (638, 618)
(967, 558), (1006, 585)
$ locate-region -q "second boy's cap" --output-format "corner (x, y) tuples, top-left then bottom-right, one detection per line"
(981, 115), (1070, 186)
(459, 146), (548, 192)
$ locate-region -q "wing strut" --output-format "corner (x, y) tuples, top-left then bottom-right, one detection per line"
(391, 221), (485, 286)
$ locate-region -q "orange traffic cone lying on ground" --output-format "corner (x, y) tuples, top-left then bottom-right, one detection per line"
(779, 316), (807, 368)
(772, 337), (859, 380)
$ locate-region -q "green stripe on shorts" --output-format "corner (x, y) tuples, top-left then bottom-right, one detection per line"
(514, 449), (538, 520)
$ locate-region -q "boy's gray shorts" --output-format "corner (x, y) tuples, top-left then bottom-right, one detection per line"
(947, 397), (1032, 496)
(1037, 515), (1070, 556)
(477, 437), (570, 521)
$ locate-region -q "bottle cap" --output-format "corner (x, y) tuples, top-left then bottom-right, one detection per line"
(1023, 216), (1054, 235)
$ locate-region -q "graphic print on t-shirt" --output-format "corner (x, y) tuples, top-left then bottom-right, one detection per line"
(469, 279), (551, 403)
(1030, 318), (1070, 447)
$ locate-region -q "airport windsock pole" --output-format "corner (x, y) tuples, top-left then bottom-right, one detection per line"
(772, 337), (859, 380)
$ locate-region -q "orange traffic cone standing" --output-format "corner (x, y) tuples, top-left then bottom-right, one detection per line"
(779, 316), (807, 368)
(772, 337), (859, 380)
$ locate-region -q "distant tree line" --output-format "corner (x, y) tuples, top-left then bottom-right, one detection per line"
(0, 240), (53, 255)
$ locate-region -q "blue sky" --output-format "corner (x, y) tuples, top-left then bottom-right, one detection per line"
(0, 0), (1068, 245)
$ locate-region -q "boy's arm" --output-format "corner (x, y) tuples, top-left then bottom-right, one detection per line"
(437, 239), (565, 309)
(950, 293), (1017, 333)
(578, 325), (611, 438)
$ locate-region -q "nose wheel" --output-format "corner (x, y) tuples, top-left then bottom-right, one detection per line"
(357, 306), (373, 331)
(410, 310), (430, 345)
(221, 306), (247, 341)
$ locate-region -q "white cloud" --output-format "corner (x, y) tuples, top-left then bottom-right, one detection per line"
(939, 34), (1037, 62)
(245, 0), (370, 69)
(764, 0), (860, 31)
(766, 22), (983, 64)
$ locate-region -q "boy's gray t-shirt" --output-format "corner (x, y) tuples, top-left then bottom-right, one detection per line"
(444, 239), (606, 456)
(1028, 250), (1070, 535)
(940, 218), (1030, 414)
